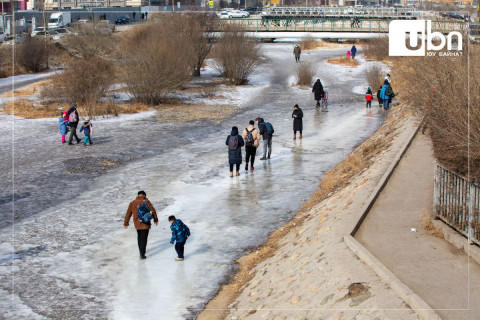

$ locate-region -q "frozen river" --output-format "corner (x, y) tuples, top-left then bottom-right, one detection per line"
(0, 43), (387, 319)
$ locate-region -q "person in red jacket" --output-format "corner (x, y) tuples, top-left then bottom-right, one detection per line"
(365, 87), (373, 108)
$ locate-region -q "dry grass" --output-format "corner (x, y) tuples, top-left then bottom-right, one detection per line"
(1, 80), (50, 98)
(1, 100), (149, 118)
(423, 213), (444, 239)
(327, 57), (360, 67)
(362, 37), (389, 61)
(198, 105), (410, 320)
(156, 104), (234, 123)
(300, 36), (318, 50)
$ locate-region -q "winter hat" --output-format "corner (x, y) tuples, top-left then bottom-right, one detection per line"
(85, 117), (90, 121)
(71, 103), (77, 108)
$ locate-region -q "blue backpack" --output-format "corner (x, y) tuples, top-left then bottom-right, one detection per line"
(265, 122), (274, 134)
(137, 200), (153, 224)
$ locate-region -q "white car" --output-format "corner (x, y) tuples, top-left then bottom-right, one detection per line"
(228, 10), (249, 18)
(217, 11), (230, 19)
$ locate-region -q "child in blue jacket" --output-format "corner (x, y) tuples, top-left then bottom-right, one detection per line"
(79, 118), (93, 145)
(169, 215), (191, 261)
(58, 112), (68, 143)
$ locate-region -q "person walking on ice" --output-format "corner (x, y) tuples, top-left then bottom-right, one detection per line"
(242, 120), (261, 171)
(79, 117), (93, 145)
(256, 117), (274, 160)
(169, 215), (190, 261)
(226, 126), (244, 177)
(292, 104), (303, 140)
(312, 79), (324, 108)
(365, 87), (373, 108)
(58, 111), (68, 143)
(293, 44), (301, 62)
(124, 191), (159, 259)
(66, 103), (81, 145)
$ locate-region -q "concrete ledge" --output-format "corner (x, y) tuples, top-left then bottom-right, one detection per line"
(432, 219), (480, 266)
(345, 235), (441, 320)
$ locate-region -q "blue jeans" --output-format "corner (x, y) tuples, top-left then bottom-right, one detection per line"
(383, 99), (389, 109)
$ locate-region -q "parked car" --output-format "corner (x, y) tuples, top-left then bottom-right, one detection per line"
(3, 34), (27, 45)
(32, 30), (62, 41)
(228, 10), (249, 18)
(442, 11), (464, 20)
(115, 16), (130, 24)
(469, 24), (480, 43)
(55, 27), (76, 35)
(217, 11), (230, 19)
(242, 6), (262, 14)
(31, 27), (47, 37)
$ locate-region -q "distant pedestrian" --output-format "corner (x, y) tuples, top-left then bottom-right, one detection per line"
(58, 111), (68, 143)
(79, 117), (93, 145)
(66, 103), (81, 145)
(169, 215), (191, 261)
(124, 191), (159, 259)
(351, 45), (357, 59)
(376, 85), (383, 107)
(141, 13), (145, 20)
(145, 12), (148, 20)
(350, 17), (354, 28)
(355, 16), (360, 28)
(312, 78), (324, 107)
(226, 126), (244, 177)
(365, 87), (373, 108)
(132, 11), (136, 20)
(103, 13), (107, 20)
(292, 104), (303, 140)
(293, 44), (301, 62)
(256, 118), (274, 160)
(347, 50), (351, 58)
(242, 120), (261, 171)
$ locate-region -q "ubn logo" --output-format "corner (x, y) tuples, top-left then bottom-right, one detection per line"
(389, 20), (463, 56)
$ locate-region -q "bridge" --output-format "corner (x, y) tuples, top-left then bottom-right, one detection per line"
(219, 18), (467, 37)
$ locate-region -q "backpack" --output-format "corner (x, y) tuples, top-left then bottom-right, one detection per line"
(265, 122), (274, 134)
(228, 135), (238, 150)
(68, 111), (77, 123)
(137, 200), (153, 224)
(245, 128), (255, 147)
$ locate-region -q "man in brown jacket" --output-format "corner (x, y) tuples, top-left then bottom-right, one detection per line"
(124, 190), (159, 259)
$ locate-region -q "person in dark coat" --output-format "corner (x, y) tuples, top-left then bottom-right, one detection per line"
(376, 85), (383, 107)
(312, 79), (324, 107)
(293, 44), (301, 62)
(66, 103), (81, 145)
(226, 126), (244, 177)
(292, 104), (303, 140)
(351, 45), (357, 59)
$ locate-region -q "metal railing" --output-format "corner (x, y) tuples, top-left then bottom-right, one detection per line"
(434, 164), (480, 245)
(217, 18), (466, 33)
(261, 6), (420, 19)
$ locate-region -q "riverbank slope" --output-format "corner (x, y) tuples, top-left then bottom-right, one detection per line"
(198, 105), (421, 320)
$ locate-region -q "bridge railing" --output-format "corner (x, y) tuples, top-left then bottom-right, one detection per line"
(218, 18), (466, 33)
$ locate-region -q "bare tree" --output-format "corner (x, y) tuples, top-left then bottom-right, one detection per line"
(365, 65), (383, 91)
(16, 36), (49, 73)
(211, 25), (262, 85)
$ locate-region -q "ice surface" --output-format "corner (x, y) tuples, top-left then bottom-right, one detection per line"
(0, 43), (388, 319)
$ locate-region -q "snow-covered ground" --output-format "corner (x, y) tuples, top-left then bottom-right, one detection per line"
(0, 43), (389, 319)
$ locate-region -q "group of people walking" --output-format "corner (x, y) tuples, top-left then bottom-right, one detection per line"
(226, 117), (275, 176)
(364, 74), (395, 110)
(58, 103), (93, 146)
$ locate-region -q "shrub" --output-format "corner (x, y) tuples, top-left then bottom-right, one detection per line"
(118, 20), (193, 105)
(362, 36), (389, 61)
(42, 58), (115, 115)
(394, 46), (480, 181)
(300, 35), (318, 50)
(365, 65), (384, 92)
(295, 62), (314, 86)
(63, 24), (115, 60)
(16, 36), (48, 72)
(211, 25), (262, 85)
